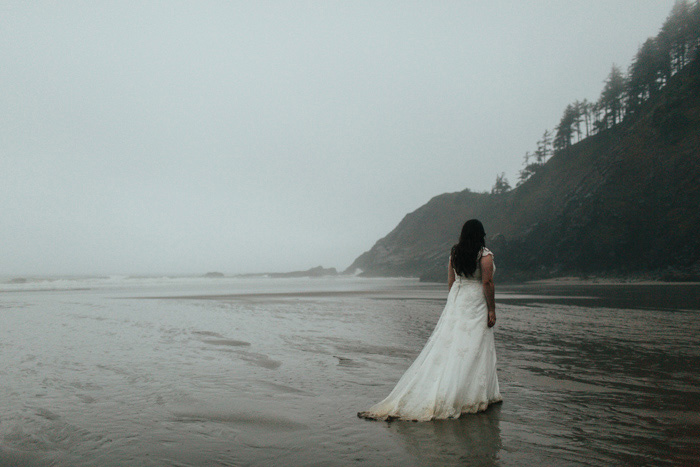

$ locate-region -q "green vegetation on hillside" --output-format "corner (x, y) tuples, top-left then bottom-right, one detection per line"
(351, 1), (700, 282)
(510, 0), (700, 189)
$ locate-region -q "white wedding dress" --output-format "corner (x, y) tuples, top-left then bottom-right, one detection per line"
(358, 247), (502, 421)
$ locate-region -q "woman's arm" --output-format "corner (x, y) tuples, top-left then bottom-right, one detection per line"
(448, 257), (455, 291)
(481, 254), (496, 327)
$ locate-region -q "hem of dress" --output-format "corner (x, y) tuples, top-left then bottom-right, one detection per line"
(357, 397), (503, 422)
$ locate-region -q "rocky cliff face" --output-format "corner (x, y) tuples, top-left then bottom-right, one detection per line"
(347, 62), (700, 282)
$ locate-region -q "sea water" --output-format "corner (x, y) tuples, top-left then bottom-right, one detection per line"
(1, 276), (698, 466)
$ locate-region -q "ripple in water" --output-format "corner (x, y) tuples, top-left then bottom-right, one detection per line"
(0, 277), (698, 466)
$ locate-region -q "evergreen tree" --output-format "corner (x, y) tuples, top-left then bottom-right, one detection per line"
(598, 64), (626, 128)
(688, 0), (700, 61)
(580, 99), (594, 137)
(491, 173), (511, 194)
(572, 101), (584, 142)
(659, 0), (695, 75)
(518, 162), (540, 186)
(627, 38), (666, 113)
(554, 104), (577, 151)
(534, 130), (552, 163)
(517, 151), (540, 186)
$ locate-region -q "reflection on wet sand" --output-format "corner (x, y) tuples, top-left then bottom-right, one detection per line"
(172, 410), (306, 430)
(389, 404), (503, 465)
(0, 278), (698, 466)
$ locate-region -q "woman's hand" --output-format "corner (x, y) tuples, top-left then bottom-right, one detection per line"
(487, 310), (496, 328)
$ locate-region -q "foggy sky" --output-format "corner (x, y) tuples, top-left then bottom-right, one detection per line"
(1, 1), (677, 276)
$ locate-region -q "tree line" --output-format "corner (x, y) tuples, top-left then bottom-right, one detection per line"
(492, 0), (700, 194)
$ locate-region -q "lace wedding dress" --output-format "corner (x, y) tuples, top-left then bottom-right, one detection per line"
(358, 248), (502, 421)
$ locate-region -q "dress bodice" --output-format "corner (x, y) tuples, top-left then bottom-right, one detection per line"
(453, 247), (495, 282)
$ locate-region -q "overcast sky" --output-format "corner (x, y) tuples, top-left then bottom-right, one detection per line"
(1, 1), (677, 276)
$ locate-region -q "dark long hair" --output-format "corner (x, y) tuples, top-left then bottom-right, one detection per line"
(451, 219), (486, 277)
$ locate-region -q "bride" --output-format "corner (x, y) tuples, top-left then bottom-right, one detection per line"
(358, 219), (502, 421)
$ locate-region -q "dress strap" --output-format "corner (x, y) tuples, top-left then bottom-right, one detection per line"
(479, 247), (494, 259)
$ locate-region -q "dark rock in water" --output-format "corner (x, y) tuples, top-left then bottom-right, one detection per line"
(347, 60), (700, 282)
(304, 266), (338, 277)
(10, 277), (27, 283)
(203, 272), (225, 278)
(269, 266), (338, 278)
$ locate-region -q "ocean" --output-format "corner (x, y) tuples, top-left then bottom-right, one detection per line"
(1, 275), (698, 466)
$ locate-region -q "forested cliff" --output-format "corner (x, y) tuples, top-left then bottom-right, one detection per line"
(347, 3), (700, 282)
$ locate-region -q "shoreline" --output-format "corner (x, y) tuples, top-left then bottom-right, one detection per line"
(521, 276), (700, 286)
(419, 276), (700, 286)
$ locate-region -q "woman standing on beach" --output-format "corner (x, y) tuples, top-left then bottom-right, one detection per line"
(358, 219), (501, 421)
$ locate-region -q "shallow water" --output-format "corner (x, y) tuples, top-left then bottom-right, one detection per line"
(1, 276), (698, 466)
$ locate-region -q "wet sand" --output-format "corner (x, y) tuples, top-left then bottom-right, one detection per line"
(1, 277), (698, 466)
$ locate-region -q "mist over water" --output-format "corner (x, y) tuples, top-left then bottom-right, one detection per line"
(2, 2), (697, 466)
(0, 1), (679, 277)
(1, 276), (698, 466)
